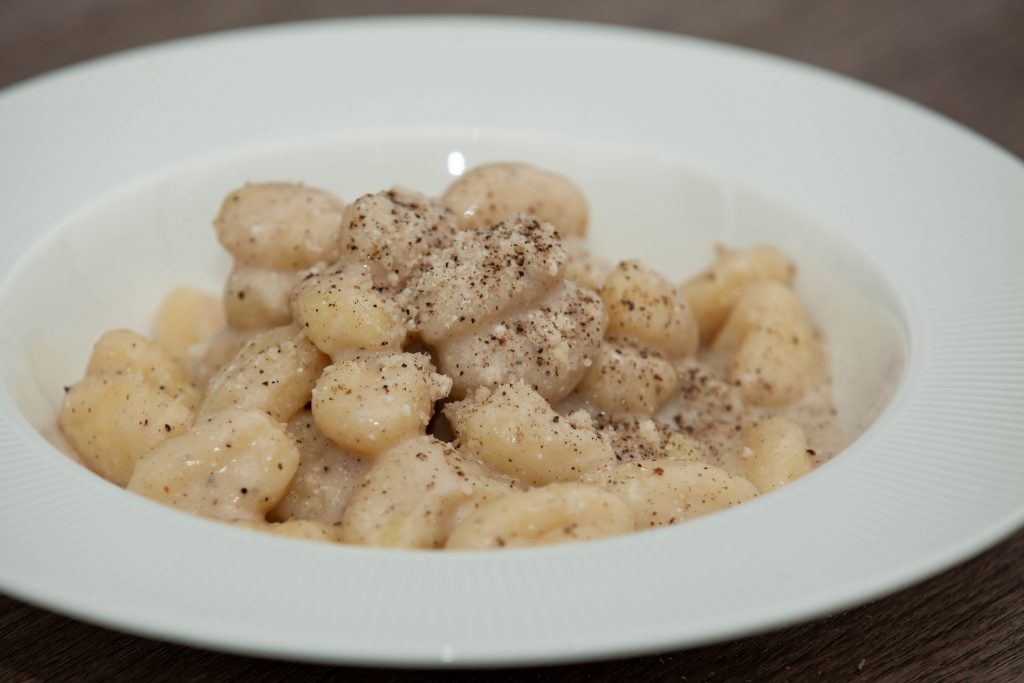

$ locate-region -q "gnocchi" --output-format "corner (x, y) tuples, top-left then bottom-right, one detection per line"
(601, 260), (699, 358)
(446, 483), (634, 549)
(291, 263), (409, 359)
(442, 162), (589, 236)
(127, 409), (300, 522)
(403, 214), (605, 402)
(445, 381), (614, 486)
(681, 245), (795, 344)
(214, 182), (346, 333)
(213, 182), (344, 270)
(59, 330), (196, 485)
(223, 264), (303, 331)
(59, 374), (192, 486)
(58, 161), (843, 549)
(713, 281), (822, 407)
(742, 417), (813, 492)
(575, 337), (680, 416)
(311, 353), (451, 456)
(583, 459), (758, 528)
(196, 324), (329, 422)
(152, 286), (225, 362)
(341, 435), (512, 548)
(337, 188), (459, 290)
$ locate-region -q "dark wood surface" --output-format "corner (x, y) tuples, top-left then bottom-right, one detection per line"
(1, 1), (1022, 681)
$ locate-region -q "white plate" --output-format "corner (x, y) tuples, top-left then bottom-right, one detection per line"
(0, 17), (1022, 667)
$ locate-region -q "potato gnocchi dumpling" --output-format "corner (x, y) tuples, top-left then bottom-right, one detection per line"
(575, 337), (680, 416)
(337, 188), (459, 290)
(197, 325), (329, 422)
(405, 214), (605, 402)
(153, 286), (225, 363)
(446, 483), (634, 549)
(85, 329), (199, 408)
(584, 459), (758, 528)
(214, 182), (346, 333)
(341, 435), (511, 548)
(681, 245), (795, 344)
(404, 213), (567, 343)
(445, 381), (614, 486)
(436, 281), (607, 402)
(291, 263), (409, 359)
(58, 161), (842, 548)
(59, 329), (197, 485)
(213, 182), (344, 270)
(442, 162), (589, 236)
(127, 409), (300, 522)
(742, 417), (813, 492)
(223, 264), (303, 331)
(311, 353), (451, 456)
(713, 281), (822, 407)
(601, 260), (699, 358)
(59, 374), (193, 487)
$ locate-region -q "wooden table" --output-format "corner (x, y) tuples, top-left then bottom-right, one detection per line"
(1, 1), (1022, 680)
